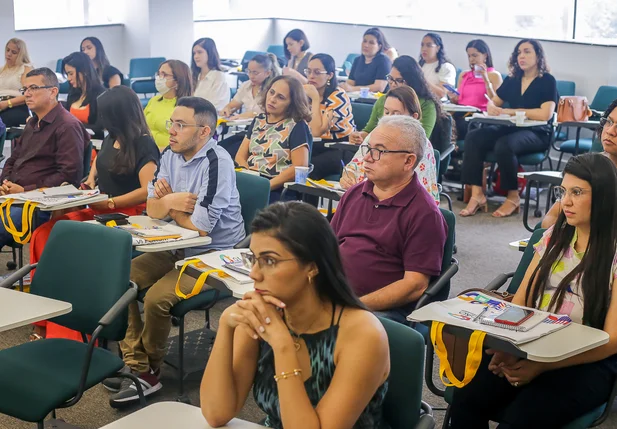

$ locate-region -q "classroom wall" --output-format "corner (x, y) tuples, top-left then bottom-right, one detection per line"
(0, 0), (125, 73)
(194, 19), (274, 60)
(272, 19), (617, 101)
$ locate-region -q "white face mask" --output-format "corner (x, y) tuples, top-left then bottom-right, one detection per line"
(155, 76), (172, 95)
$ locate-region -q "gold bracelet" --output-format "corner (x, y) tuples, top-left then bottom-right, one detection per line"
(273, 369), (302, 382)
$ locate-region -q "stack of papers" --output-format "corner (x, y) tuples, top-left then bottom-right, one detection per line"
(119, 223), (199, 246)
(306, 179), (345, 196)
(1, 188), (101, 208)
(190, 249), (254, 285)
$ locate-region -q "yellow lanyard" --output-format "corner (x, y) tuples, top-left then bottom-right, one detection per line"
(175, 258), (226, 300)
(0, 199), (39, 244)
(430, 321), (486, 388)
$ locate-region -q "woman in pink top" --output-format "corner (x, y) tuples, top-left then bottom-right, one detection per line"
(447, 39), (503, 140)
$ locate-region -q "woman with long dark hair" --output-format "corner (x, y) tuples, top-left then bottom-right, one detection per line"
(29, 85), (160, 340)
(235, 75), (312, 201)
(340, 28), (392, 93)
(282, 28), (312, 83)
(61, 51), (105, 134)
(191, 37), (229, 111)
(419, 32), (456, 99)
(460, 39), (558, 218)
(349, 55), (441, 144)
(450, 153), (617, 428)
(447, 39), (503, 140)
(80, 36), (123, 88)
(201, 202), (391, 429)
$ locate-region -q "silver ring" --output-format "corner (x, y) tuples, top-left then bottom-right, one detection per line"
(513, 381), (519, 387)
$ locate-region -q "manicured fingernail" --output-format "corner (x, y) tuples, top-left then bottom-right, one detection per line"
(265, 317), (271, 324)
(259, 326), (265, 333)
(279, 302), (286, 308)
(253, 334), (258, 340)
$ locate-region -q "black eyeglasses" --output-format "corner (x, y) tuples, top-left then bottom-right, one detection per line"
(19, 85), (55, 95)
(600, 117), (617, 130)
(386, 74), (405, 85)
(360, 144), (412, 161)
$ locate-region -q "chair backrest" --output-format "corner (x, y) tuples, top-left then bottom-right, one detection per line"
(430, 113), (453, 154)
(556, 80), (576, 97)
(344, 53), (360, 65)
(455, 67), (463, 84)
(55, 59), (63, 73)
(267, 45), (285, 62)
(590, 86), (617, 112)
(507, 227), (546, 294)
(83, 140), (93, 179)
(380, 317), (425, 429)
(129, 57), (165, 79)
(591, 134), (603, 153)
(351, 102), (373, 132)
(235, 172), (271, 235)
(434, 208), (456, 302)
(31, 221), (134, 340)
(241, 51), (268, 72)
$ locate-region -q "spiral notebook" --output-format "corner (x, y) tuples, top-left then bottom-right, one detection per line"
(477, 308), (547, 332)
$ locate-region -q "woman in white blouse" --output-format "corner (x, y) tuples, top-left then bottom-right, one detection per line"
(191, 38), (230, 112)
(418, 32), (456, 100)
(0, 38), (33, 127)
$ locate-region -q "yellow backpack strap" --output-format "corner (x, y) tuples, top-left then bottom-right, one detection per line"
(0, 199), (39, 244)
(175, 258), (226, 300)
(430, 321), (486, 388)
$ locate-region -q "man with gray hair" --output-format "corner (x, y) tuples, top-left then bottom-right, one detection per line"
(331, 115), (447, 324)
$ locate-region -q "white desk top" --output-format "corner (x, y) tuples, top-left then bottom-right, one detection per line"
(92, 139), (103, 151)
(0, 288), (72, 332)
(517, 171), (562, 180)
(100, 401), (267, 428)
(466, 114), (548, 128)
(443, 104), (481, 113)
(38, 194), (109, 212)
(86, 215), (212, 252)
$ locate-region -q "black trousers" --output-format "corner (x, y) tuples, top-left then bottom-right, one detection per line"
(0, 104), (29, 127)
(453, 113), (470, 141)
(461, 126), (549, 191)
(449, 350), (615, 429)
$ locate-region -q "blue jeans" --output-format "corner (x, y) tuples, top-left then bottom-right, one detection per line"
(0, 206), (51, 248)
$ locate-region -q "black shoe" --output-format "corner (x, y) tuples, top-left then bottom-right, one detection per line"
(109, 369), (162, 407)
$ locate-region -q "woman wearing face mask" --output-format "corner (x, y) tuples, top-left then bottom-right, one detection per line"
(447, 39), (503, 140)
(349, 55), (441, 144)
(144, 59), (193, 150)
(282, 29), (312, 84)
(303, 54), (355, 180)
(460, 39), (558, 218)
(340, 28), (392, 94)
(542, 99), (617, 229)
(218, 53), (281, 159)
(340, 86), (439, 204)
(80, 37), (123, 89)
(0, 38), (33, 127)
(418, 32), (456, 100)
(61, 52), (105, 136)
(235, 75), (312, 202)
(191, 37), (229, 112)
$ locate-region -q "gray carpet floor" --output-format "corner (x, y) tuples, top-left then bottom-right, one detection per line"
(1, 192), (616, 428)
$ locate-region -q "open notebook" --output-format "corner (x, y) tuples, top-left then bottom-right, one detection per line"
(408, 291), (572, 345)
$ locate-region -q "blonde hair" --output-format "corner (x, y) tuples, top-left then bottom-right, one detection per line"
(3, 38), (31, 70)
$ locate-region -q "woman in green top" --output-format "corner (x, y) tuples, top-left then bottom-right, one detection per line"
(144, 60), (193, 150)
(349, 55), (441, 144)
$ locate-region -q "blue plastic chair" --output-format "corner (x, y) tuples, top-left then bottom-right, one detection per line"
(267, 45), (286, 65)
(129, 57), (165, 107)
(351, 102), (373, 132)
(554, 80), (576, 141)
(55, 59), (70, 95)
(338, 53), (359, 76)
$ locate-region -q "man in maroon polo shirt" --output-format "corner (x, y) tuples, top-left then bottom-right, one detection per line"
(0, 67), (88, 249)
(331, 115), (447, 324)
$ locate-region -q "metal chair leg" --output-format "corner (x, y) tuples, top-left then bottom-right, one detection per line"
(18, 245), (23, 292)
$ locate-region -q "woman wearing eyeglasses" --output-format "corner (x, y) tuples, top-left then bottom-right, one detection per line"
(349, 55), (440, 145)
(201, 202), (391, 429)
(449, 153), (617, 428)
(302, 54), (354, 180)
(340, 86), (439, 204)
(29, 85), (159, 341)
(339, 28), (392, 94)
(0, 38), (33, 127)
(542, 100), (617, 229)
(235, 75), (312, 202)
(144, 60), (193, 150)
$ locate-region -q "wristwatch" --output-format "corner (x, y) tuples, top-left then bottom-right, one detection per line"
(7, 99), (12, 109)
(107, 197), (116, 210)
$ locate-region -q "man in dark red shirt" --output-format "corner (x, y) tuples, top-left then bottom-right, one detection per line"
(331, 115), (447, 324)
(0, 67), (88, 248)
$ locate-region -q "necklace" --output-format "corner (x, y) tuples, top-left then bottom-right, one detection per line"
(284, 307), (324, 352)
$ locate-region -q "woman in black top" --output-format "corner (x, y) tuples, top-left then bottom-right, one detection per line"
(62, 52), (106, 136)
(460, 39), (558, 218)
(340, 28), (392, 93)
(81, 36), (123, 88)
(30, 85), (160, 340)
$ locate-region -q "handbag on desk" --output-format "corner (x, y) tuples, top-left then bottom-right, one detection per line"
(431, 288), (514, 386)
(557, 96), (592, 122)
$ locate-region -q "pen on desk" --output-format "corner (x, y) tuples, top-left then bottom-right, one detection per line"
(484, 94), (491, 102)
(472, 306), (489, 322)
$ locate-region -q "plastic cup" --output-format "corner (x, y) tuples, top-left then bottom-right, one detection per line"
(515, 111), (526, 125)
(360, 87), (370, 98)
(473, 65), (483, 79)
(295, 166), (313, 184)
